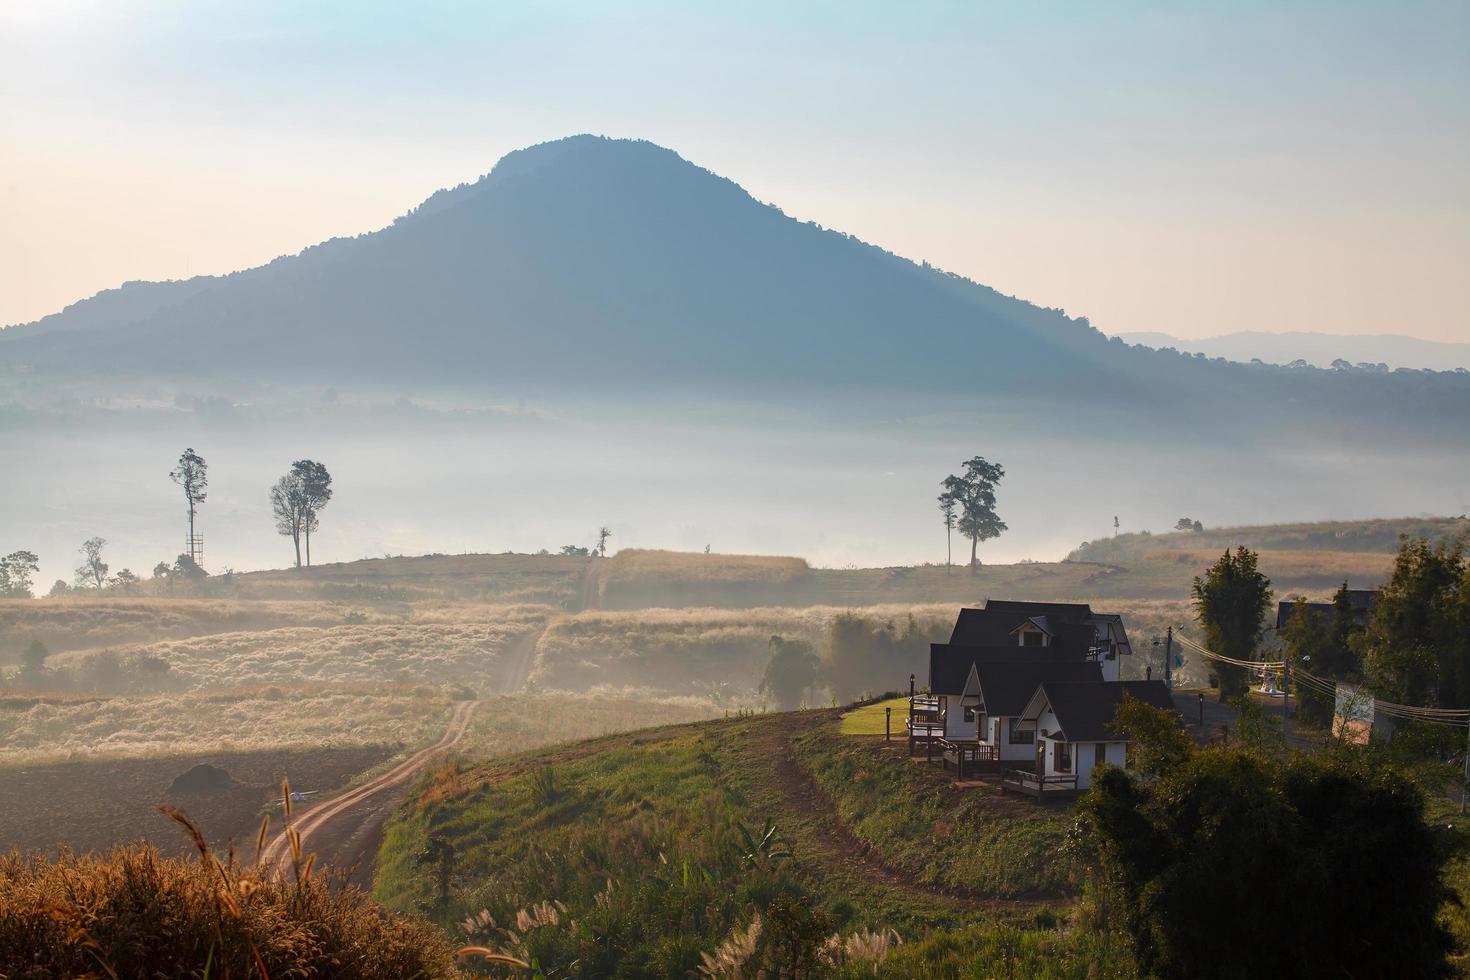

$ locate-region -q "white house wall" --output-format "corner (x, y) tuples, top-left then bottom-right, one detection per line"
(1073, 741), (1127, 789)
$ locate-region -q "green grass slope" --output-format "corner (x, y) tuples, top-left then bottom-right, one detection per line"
(375, 710), (1119, 977)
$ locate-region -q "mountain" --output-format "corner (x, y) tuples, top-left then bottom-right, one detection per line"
(2, 135), (1467, 437)
(1117, 330), (1470, 372)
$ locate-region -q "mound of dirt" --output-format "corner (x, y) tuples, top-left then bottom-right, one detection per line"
(168, 764), (236, 794)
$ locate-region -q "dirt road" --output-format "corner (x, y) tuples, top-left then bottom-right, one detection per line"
(495, 624), (545, 694)
(260, 700), (479, 884)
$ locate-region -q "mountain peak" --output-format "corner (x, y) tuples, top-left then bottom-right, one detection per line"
(406, 135), (699, 223)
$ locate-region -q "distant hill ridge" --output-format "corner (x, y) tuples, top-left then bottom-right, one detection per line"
(2, 135), (1467, 437)
(1117, 330), (1470, 372)
(1068, 515), (1470, 565)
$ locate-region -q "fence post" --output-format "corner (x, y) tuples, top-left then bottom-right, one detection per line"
(885, 706), (891, 743)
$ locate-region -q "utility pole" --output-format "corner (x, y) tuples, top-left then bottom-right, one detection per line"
(1462, 723), (1469, 815)
(1281, 658), (1290, 743)
(1163, 627), (1173, 691)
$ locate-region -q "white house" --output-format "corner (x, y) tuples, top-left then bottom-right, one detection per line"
(967, 660), (1105, 763)
(927, 601), (1137, 742)
(1005, 680), (1177, 796)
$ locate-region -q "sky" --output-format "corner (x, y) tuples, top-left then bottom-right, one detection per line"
(2, 1), (1467, 342)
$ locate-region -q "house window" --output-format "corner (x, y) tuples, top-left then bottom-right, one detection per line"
(1053, 741), (1072, 773)
(1008, 719), (1034, 744)
(1095, 743), (1107, 767)
(1022, 629), (1044, 647)
(963, 706), (975, 722)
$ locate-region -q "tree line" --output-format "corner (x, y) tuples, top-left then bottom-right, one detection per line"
(1192, 535), (1470, 716)
(0, 448), (340, 598)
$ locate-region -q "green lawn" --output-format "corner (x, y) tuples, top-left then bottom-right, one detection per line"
(375, 711), (1101, 976)
(793, 717), (1078, 899)
(839, 696), (910, 735)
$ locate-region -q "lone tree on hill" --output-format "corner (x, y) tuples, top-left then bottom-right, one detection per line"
(596, 526), (612, 558)
(270, 471), (308, 567)
(937, 494), (956, 569)
(74, 537), (109, 590)
(169, 448), (208, 563)
(293, 460), (333, 567)
(940, 456), (1006, 570)
(1191, 547), (1273, 698)
(1175, 517), (1204, 532)
(269, 460), (333, 568)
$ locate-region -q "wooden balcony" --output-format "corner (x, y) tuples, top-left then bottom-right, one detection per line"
(939, 740), (998, 779)
(905, 718), (945, 756)
(1000, 769), (1080, 800)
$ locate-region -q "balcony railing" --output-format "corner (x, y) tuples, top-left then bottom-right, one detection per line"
(1000, 769), (1079, 798)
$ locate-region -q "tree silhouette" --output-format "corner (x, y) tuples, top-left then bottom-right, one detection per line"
(596, 526), (612, 558)
(270, 471), (308, 567)
(75, 537), (109, 590)
(0, 550), (40, 598)
(940, 457), (1007, 570)
(169, 448), (208, 563)
(291, 460), (333, 567)
(1191, 547), (1273, 698)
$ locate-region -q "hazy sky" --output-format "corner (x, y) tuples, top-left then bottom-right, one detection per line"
(2, 1), (1467, 341)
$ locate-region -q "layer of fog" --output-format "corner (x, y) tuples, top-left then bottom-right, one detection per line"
(5, 394), (1468, 589)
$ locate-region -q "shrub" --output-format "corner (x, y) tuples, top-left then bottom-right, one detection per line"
(1078, 746), (1451, 978)
(0, 840), (467, 978)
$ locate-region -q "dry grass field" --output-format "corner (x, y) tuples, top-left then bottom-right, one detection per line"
(0, 686), (455, 766)
(528, 603), (960, 697)
(44, 620), (543, 692)
(236, 552), (587, 605)
(1, 519), (1445, 866)
(0, 595), (555, 662)
(0, 691), (717, 859)
(0, 744), (394, 857)
(1072, 516), (1468, 564)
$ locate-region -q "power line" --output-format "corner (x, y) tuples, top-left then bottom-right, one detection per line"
(1179, 632), (1470, 728)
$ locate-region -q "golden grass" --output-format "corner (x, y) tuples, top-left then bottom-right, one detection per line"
(0, 686), (720, 770)
(528, 603), (959, 696)
(236, 552), (586, 604)
(0, 685), (454, 766)
(0, 840), (467, 978)
(601, 549), (811, 584)
(0, 595), (555, 660)
(46, 621), (542, 691)
(1147, 547), (1394, 583)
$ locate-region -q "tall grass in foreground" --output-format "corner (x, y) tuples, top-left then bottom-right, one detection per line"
(0, 822), (469, 979)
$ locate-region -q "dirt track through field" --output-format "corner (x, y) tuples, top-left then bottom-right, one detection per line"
(742, 712), (1056, 920)
(496, 624), (546, 694)
(260, 700), (479, 880)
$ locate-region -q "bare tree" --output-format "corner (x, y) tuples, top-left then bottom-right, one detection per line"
(75, 537), (109, 589)
(270, 472), (307, 567)
(596, 526), (612, 558)
(170, 448), (208, 562)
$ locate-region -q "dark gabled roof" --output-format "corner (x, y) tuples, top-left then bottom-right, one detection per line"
(982, 599), (1096, 619)
(1033, 680), (1177, 743)
(1274, 590), (1379, 630)
(974, 661), (1104, 716)
(929, 642), (1078, 694)
(949, 600), (1096, 646)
